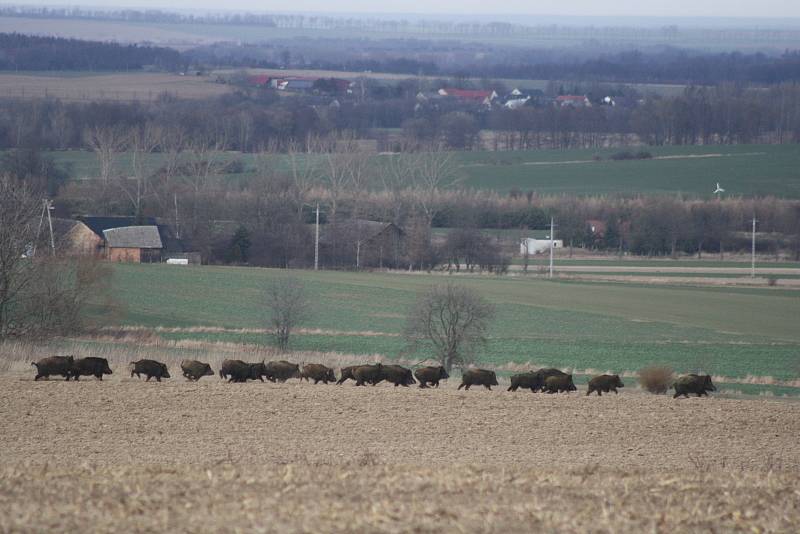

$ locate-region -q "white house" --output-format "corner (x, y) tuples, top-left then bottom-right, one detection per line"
(520, 238), (563, 255)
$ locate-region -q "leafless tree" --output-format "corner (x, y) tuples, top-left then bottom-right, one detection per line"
(265, 277), (310, 351)
(284, 138), (321, 220)
(118, 123), (162, 216)
(0, 176), (41, 338)
(0, 177), (110, 339)
(409, 144), (460, 227)
(404, 282), (494, 372)
(84, 125), (128, 183)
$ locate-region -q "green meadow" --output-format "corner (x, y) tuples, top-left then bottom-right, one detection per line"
(98, 264), (800, 387)
(46, 143), (800, 198)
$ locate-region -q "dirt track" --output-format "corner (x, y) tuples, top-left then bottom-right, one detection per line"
(1, 375), (799, 532)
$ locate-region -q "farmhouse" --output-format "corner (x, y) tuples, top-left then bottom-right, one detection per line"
(556, 95), (591, 108)
(438, 88), (497, 106)
(520, 238), (563, 255)
(103, 226), (163, 263)
(50, 218), (104, 256)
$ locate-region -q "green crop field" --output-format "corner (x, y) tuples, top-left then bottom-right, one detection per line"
(96, 264), (800, 392)
(456, 144), (800, 197)
(43, 143), (800, 198)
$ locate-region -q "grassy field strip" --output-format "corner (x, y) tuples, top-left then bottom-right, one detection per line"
(109, 263), (800, 340)
(525, 265), (800, 274)
(511, 258), (800, 268)
(22, 143), (800, 196)
(95, 264), (800, 384)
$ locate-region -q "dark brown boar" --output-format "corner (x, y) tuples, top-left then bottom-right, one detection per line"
(543, 374), (576, 393)
(300, 363), (337, 384)
(586, 374), (624, 396)
(507, 371), (543, 392)
(381, 365), (415, 387)
(337, 366), (358, 385)
(219, 359), (266, 382)
(353, 364), (384, 386)
(130, 359), (170, 382)
(265, 360), (302, 382)
(673, 374), (716, 398)
(414, 366), (449, 388)
(31, 356), (73, 381)
(70, 357), (113, 380)
(180, 360), (214, 381)
(457, 369), (499, 391)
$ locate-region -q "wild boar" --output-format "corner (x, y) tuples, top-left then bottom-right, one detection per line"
(457, 369), (499, 391)
(531, 368), (568, 392)
(381, 365), (416, 387)
(586, 374), (624, 396)
(265, 360), (302, 382)
(300, 363), (337, 384)
(507, 371), (543, 392)
(353, 364), (384, 386)
(130, 359), (170, 382)
(70, 357), (113, 380)
(31, 356), (74, 381)
(219, 359), (266, 383)
(180, 360), (214, 381)
(337, 366), (358, 385)
(414, 366), (449, 388)
(543, 374), (577, 394)
(673, 374), (716, 398)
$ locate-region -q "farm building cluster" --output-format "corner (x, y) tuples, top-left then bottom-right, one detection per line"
(48, 216), (198, 264)
(243, 74), (615, 111)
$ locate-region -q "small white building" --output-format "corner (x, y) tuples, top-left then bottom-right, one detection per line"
(520, 238), (563, 255)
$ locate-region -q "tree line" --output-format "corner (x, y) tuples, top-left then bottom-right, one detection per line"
(2, 83), (800, 157)
(0, 33), (186, 72)
(6, 131), (798, 272)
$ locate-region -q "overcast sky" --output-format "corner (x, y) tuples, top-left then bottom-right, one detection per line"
(12, 1), (800, 19)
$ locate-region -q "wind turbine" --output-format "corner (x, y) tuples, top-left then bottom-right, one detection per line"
(713, 182), (725, 195)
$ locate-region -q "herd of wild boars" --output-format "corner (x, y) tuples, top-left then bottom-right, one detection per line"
(28, 356), (718, 398)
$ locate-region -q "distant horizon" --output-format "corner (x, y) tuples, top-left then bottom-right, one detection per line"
(5, 1), (800, 22)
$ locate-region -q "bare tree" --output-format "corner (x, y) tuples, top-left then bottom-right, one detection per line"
(404, 283), (494, 372)
(284, 138), (321, 220)
(119, 123), (162, 216)
(0, 176), (41, 338)
(0, 177), (110, 339)
(265, 277), (310, 351)
(84, 125), (128, 183)
(409, 145), (460, 227)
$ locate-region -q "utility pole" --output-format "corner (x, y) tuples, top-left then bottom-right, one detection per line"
(32, 199), (55, 257)
(751, 217), (757, 278)
(174, 193), (180, 239)
(549, 216), (555, 279)
(314, 202), (320, 271)
(46, 200), (55, 256)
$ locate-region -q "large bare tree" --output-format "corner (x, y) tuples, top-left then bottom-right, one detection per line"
(265, 277), (310, 351)
(84, 125), (128, 183)
(404, 282), (494, 373)
(0, 176), (41, 338)
(0, 177), (109, 339)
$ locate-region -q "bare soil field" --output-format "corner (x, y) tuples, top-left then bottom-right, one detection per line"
(0, 73), (234, 102)
(1, 374), (799, 532)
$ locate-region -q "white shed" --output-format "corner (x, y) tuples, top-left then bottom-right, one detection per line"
(520, 238), (563, 255)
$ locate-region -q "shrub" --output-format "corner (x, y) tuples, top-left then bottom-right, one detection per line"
(638, 365), (674, 394)
(635, 150), (653, 159)
(610, 150), (635, 161)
